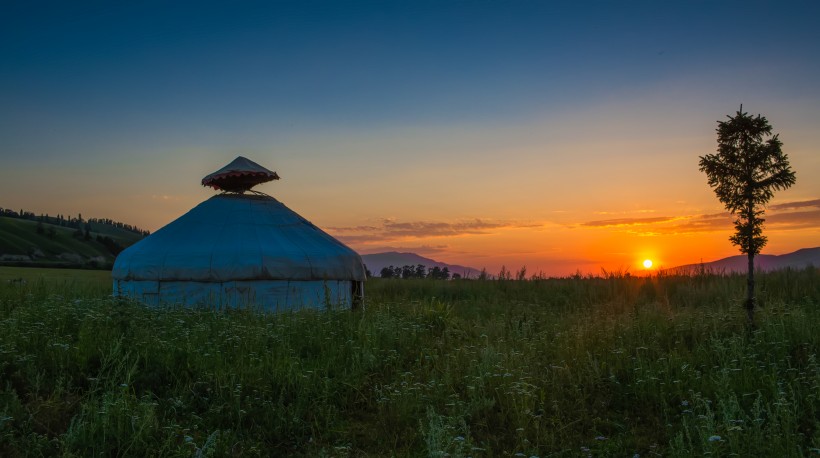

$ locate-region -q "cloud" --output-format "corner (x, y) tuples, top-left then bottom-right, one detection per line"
(327, 218), (543, 244)
(357, 244), (450, 255)
(150, 194), (185, 201)
(621, 209), (820, 235)
(769, 199), (820, 211)
(381, 219), (508, 237)
(334, 234), (384, 244)
(325, 225), (380, 232)
(576, 200), (820, 236)
(665, 212), (732, 233)
(581, 216), (675, 227)
(766, 210), (820, 229)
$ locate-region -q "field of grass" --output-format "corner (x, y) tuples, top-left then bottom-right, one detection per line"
(0, 267), (818, 456)
(0, 266), (110, 298)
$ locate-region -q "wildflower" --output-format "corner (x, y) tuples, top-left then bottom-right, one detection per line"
(595, 435), (607, 441)
(681, 400), (689, 406)
(708, 435), (722, 442)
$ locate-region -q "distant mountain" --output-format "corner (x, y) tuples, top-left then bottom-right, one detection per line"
(667, 247), (820, 274)
(361, 252), (481, 278)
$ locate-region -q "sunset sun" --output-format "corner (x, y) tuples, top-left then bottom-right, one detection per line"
(643, 259), (653, 269)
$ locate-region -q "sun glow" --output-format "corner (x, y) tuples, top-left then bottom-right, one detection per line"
(643, 259), (653, 269)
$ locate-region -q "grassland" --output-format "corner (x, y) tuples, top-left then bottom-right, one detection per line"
(0, 267), (818, 456)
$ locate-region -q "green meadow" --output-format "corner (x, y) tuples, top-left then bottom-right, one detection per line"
(0, 266), (818, 456)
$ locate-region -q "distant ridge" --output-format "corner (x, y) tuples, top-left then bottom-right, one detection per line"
(361, 252), (481, 278)
(666, 247), (820, 274)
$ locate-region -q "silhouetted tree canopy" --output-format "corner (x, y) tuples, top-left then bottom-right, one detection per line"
(699, 106), (796, 326)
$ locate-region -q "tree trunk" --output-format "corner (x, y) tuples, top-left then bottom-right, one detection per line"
(746, 251), (755, 327)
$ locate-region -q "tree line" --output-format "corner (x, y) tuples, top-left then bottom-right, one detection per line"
(0, 207), (150, 236)
(30, 216), (127, 256)
(375, 264), (457, 280)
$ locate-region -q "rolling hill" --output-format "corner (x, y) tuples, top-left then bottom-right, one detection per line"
(666, 247), (820, 274)
(0, 216), (145, 269)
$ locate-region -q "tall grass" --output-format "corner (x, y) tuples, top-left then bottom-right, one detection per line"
(0, 268), (818, 456)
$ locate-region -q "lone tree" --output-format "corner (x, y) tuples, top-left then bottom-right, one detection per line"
(699, 106), (796, 326)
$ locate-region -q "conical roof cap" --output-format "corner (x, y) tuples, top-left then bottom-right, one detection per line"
(201, 156), (279, 192)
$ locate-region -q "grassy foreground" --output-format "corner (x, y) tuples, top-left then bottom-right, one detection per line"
(0, 268), (818, 456)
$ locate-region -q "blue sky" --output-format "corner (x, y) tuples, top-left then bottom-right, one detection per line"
(4, 1), (818, 153)
(2, 1), (819, 273)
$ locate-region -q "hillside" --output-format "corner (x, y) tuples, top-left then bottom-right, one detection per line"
(667, 247), (820, 274)
(0, 217), (145, 269)
(361, 251), (481, 278)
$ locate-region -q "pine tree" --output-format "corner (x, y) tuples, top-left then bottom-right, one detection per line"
(699, 106), (796, 326)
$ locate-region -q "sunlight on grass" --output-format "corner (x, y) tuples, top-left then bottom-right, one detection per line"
(0, 268), (818, 456)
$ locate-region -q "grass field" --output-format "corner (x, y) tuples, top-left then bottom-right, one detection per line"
(0, 266), (110, 298)
(0, 267), (818, 456)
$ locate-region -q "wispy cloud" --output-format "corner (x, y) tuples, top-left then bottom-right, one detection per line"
(624, 210), (820, 235)
(357, 244), (451, 255)
(576, 202), (820, 236)
(150, 194), (186, 201)
(328, 218), (543, 244)
(581, 216), (675, 227)
(769, 199), (820, 211)
(334, 234), (385, 244)
(766, 210), (820, 229)
(325, 225), (380, 232)
(381, 219), (507, 237)
(666, 212), (732, 233)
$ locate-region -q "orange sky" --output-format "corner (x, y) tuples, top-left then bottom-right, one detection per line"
(4, 105), (818, 276)
(2, 3), (819, 276)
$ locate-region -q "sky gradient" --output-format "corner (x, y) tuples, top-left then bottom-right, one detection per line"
(2, 1), (819, 276)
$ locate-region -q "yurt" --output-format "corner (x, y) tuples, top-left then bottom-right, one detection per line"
(112, 157), (366, 310)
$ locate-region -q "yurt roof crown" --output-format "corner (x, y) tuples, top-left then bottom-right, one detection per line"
(201, 156), (280, 193)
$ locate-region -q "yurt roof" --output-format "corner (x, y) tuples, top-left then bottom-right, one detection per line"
(113, 157), (365, 283)
(113, 194), (366, 282)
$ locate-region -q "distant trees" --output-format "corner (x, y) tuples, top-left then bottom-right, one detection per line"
(0, 205), (150, 236)
(379, 266), (396, 279)
(373, 265), (565, 281)
(401, 265), (416, 279)
(427, 266), (450, 280)
(699, 106), (796, 327)
(377, 264), (452, 280)
(95, 235), (125, 256)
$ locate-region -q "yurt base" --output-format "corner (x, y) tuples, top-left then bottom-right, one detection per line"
(114, 279), (363, 311)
